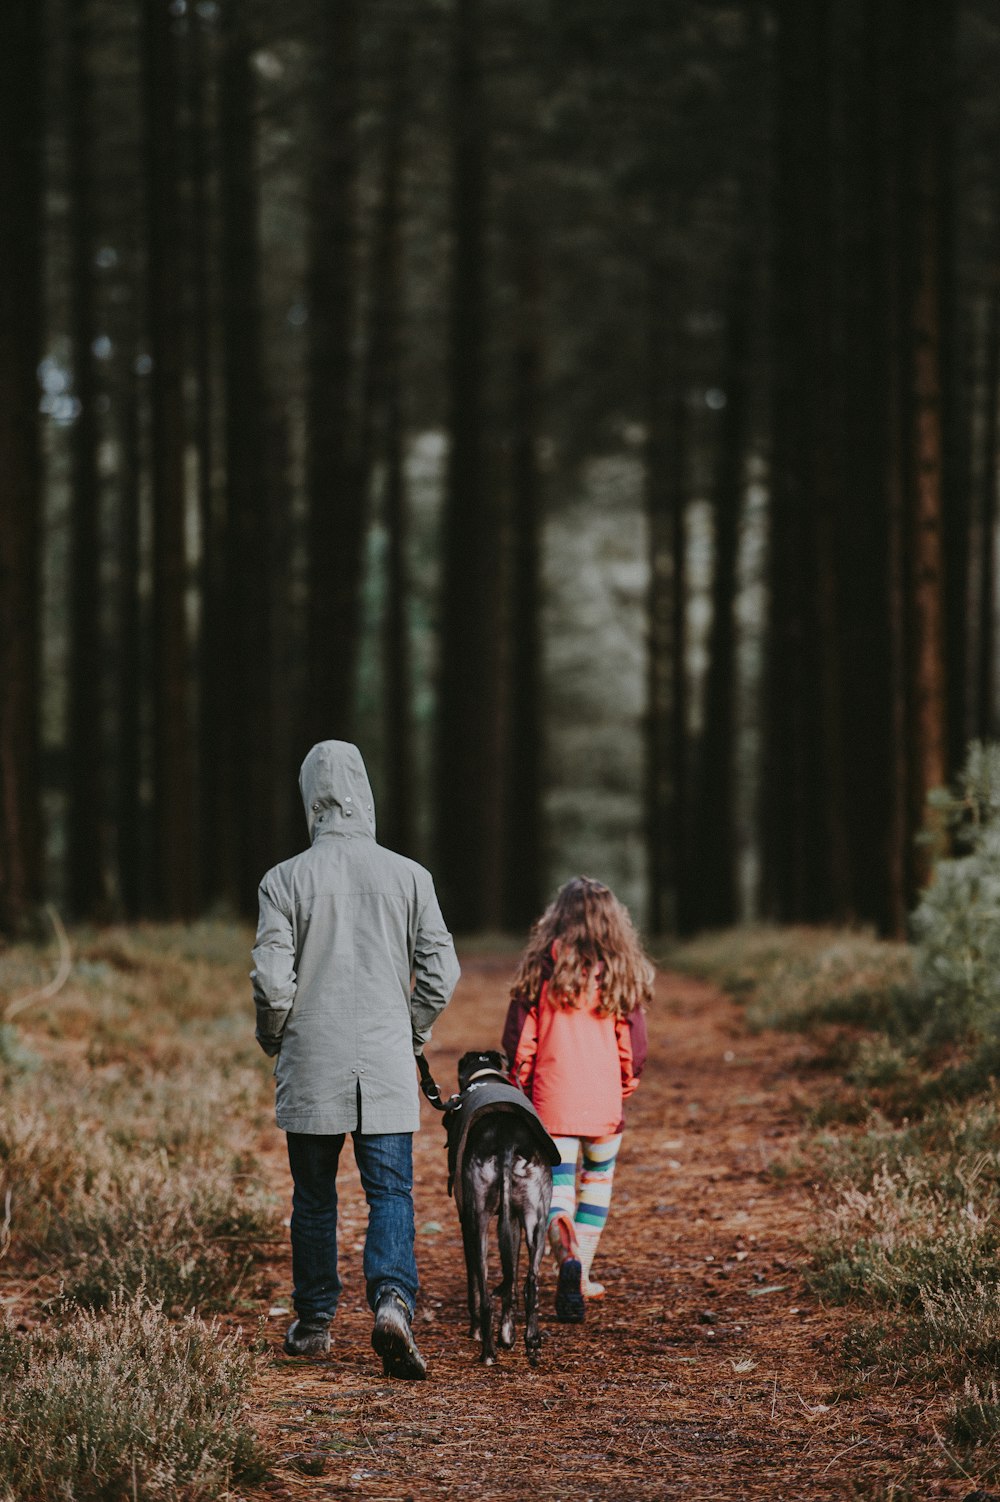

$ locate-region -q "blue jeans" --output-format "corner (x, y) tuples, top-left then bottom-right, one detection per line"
(286, 1130), (418, 1326)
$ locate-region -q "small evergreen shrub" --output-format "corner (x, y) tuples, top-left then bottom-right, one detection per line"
(911, 741), (1000, 1042)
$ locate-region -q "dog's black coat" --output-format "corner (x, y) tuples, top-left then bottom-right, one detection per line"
(444, 1051), (560, 1364)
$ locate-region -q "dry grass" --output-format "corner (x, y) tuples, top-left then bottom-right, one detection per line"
(0, 921), (279, 1310)
(0, 1295), (266, 1500)
(668, 925), (919, 1036)
(0, 923), (276, 1497)
(677, 924), (1000, 1475)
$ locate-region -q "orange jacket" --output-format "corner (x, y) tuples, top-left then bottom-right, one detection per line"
(503, 962), (645, 1138)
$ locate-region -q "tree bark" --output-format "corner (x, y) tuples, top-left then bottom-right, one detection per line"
(188, 4), (226, 908)
(219, 0), (274, 905)
(905, 0), (952, 874)
(436, 0), (500, 931)
(142, 0), (197, 917)
(67, 0), (106, 919)
(303, 0), (364, 751)
(688, 254), (751, 930)
(644, 259), (686, 937)
(764, 0), (835, 921)
(0, 0), (45, 932)
(363, 35), (416, 858)
(502, 220), (544, 930)
(116, 362), (145, 920)
(976, 281), (1000, 739)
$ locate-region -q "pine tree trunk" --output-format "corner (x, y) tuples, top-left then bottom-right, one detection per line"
(436, 0), (500, 930)
(977, 285), (1000, 739)
(764, 0), (833, 921)
(502, 222), (544, 929)
(0, 0), (45, 932)
(116, 363), (145, 919)
(871, 0), (912, 934)
(142, 0), (196, 917)
(219, 0), (274, 905)
(189, 5), (226, 908)
(905, 0), (952, 871)
(369, 39), (415, 858)
(644, 261), (685, 937)
(303, 0), (364, 750)
(689, 254), (751, 929)
(67, 0), (105, 918)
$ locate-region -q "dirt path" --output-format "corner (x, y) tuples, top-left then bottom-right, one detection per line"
(245, 957), (963, 1502)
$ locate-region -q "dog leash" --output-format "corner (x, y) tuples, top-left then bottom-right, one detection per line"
(416, 1053), (461, 1112)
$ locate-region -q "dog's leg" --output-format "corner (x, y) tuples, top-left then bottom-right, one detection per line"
(461, 1212), (481, 1340)
(523, 1208), (545, 1366)
(523, 1166), (551, 1365)
(475, 1214), (497, 1363)
(497, 1144), (518, 1349)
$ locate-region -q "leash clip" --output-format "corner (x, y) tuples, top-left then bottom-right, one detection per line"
(416, 1053), (461, 1112)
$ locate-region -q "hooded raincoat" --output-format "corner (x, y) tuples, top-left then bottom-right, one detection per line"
(251, 741), (461, 1135)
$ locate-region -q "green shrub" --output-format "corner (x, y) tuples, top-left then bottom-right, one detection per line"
(911, 741), (1000, 1043)
(0, 1296), (266, 1501)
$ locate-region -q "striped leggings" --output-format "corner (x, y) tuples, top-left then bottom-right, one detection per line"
(549, 1133), (623, 1234)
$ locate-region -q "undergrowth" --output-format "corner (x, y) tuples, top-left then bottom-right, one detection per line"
(0, 1295), (266, 1501)
(0, 922), (279, 1310)
(674, 764), (1000, 1485)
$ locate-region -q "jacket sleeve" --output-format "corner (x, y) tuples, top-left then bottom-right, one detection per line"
(410, 882), (461, 1055)
(512, 1005), (540, 1095)
(628, 1007), (648, 1079)
(615, 1010), (644, 1100)
(501, 994), (533, 1067)
(251, 877), (297, 1057)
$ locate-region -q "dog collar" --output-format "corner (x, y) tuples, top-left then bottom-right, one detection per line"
(464, 1068), (509, 1088)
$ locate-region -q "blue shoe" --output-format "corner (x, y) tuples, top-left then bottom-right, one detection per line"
(555, 1257), (585, 1323)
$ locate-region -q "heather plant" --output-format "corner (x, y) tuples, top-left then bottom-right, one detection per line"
(0, 1296), (266, 1501)
(0, 924), (279, 1311)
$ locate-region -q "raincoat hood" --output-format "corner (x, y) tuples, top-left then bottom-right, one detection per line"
(299, 740), (376, 842)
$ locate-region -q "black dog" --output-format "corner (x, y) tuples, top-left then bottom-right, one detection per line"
(444, 1050), (561, 1365)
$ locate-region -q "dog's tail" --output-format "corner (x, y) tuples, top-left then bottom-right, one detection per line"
(497, 1141), (518, 1289)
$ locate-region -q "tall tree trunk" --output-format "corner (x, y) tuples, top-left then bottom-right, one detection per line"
(977, 283), (1000, 739)
(436, 0), (499, 930)
(219, 0), (274, 905)
(0, 0), (45, 932)
(116, 361), (145, 919)
(303, 0), (364, 750)
(644, 260), (686, 937)
(688, 254), (751, 930)
(67, 0), (105, 918)
(871, 0), (912, 934)
(905, 0), (953, 872)
(143, 0), (196, 917)
(363, 34), (415, 857)
(502, 220), (544, 929)
(764, 0), (833, 921)
(188, 4), (226, 907)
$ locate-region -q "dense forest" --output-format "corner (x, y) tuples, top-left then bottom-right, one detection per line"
(2, 0), (999, 939)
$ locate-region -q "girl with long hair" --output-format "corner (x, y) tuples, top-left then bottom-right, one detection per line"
(501, 876), (654, 1321)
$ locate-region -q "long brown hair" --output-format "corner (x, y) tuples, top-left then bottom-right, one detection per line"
(509, 877), (654, 1019)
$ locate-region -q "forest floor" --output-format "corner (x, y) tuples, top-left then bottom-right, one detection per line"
(243, 954), (970, 1502)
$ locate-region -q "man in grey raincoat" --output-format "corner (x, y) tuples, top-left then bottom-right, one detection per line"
(252, 741), (460, 1379)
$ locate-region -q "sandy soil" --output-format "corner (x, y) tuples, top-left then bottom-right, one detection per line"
(242, 955), (970, 1502)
